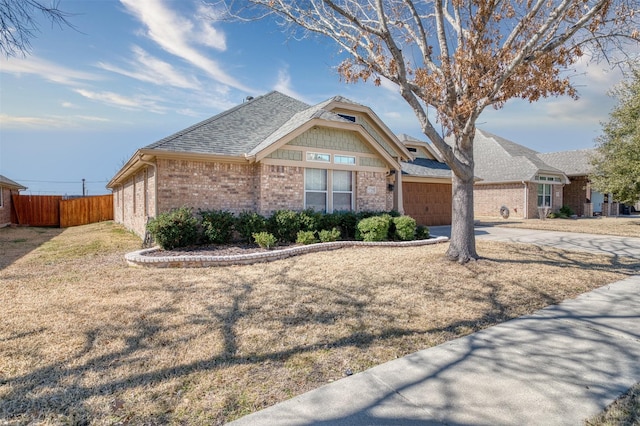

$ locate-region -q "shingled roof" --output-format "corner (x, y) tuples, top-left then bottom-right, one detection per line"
(537, 149), (596, 176)
(145, 91), (311, 156)
(0, 175), (26, 190)
(473, 129), (568, 183)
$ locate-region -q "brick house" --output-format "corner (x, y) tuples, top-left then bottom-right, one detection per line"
(0, 175), (26, 227)
(537, 149), (605, 216)
(470, 129), (570, 219)
(107, 91), (452, 237)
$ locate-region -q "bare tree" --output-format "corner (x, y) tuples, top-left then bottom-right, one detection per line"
(223, 0), (639, 262)
(0, 0), (72, 57)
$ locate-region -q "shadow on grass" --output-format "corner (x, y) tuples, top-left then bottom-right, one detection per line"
(0, 226), (63, 270)
(1, 238), (639, 424)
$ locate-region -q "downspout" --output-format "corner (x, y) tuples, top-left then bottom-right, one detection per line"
(522, 181), (528, 219)
(138, 155), (158, 219)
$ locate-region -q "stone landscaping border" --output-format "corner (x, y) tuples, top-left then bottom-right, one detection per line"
(125, 236), (450, 268)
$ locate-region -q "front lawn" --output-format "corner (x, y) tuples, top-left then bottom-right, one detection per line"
(1, 221), (638, 424)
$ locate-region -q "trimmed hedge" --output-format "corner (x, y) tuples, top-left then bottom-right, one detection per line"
(145, 208), (431, 250)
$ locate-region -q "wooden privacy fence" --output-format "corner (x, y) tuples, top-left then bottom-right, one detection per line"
(11, 194), (113, 227)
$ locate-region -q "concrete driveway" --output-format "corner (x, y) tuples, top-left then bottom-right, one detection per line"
(429, 224), (640, 259)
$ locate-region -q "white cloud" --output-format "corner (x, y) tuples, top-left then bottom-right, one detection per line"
(98, 45), (202, 90)
(119, 0), (252, 92)
(74, 89), (168, 113)
(273, 66), (308, 102)
(0, 56), (99, 85)
(0, 113), (111, 129)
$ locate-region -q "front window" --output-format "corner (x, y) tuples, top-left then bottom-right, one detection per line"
(538, 183), (552, 207)
(332, 170), (353, 211)
(305, 169), (353, 212)
(305, 169), (327, 212)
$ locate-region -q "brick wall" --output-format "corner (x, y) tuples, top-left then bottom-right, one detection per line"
(474, 182), (565, 219)
(256, 164), (304, 215)
(356, 171), (388, 212)
(114, 156), (393, 237)
(563, 176), (589, 216)
(156, 159), (257, 214)
(0, 187), (11, 225)
(474, 183), (526, 218)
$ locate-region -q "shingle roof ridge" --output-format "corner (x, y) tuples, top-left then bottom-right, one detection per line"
(146, 91), (305, 151)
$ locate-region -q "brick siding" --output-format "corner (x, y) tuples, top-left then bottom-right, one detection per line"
(0, 187), (11, 225)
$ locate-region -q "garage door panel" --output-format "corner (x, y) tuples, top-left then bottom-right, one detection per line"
(402, 182), (452, 226)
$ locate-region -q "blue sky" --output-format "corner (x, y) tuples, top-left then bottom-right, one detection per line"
(0, 0), (626, 195)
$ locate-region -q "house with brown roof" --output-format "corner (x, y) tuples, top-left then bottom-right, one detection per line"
(0, 175), (27, 227)
(107, 91), (452, 237)
(470, 129), (570, 219)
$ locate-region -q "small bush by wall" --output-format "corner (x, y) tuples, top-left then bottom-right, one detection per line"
(147, 207), (198, 250)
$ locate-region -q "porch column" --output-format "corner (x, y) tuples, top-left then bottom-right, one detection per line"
(394, 167), (404, 214)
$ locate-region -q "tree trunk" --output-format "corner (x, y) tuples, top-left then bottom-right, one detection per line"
(445, 129), (479, 263)
(447, 172), (478, 262)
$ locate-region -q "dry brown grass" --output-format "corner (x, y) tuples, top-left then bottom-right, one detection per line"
(476, 215), (640, 238)
(586, 383), (640, 426)
(1, 221), (638, 425)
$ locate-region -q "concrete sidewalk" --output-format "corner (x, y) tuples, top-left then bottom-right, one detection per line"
(229, 227), (640, 425)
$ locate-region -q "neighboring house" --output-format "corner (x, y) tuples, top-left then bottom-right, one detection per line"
(537, 149), (604, 217)
(471, 129), (570, 219)
(0, 175), (27, 227)
(108, 91), (453, 238)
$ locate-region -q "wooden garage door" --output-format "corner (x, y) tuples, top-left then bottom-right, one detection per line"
(403, 182), (452, 226)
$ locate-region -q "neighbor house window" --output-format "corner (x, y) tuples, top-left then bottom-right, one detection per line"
(305, 169), (354, 212)
(0, 187), (3, 208)
(536, 175), (559, 207)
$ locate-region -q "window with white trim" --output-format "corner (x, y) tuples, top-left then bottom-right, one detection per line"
(305, 169), (354, 212)
(334, 155), (356, 165)
(305, 169), (327, 212)
(536, 175), (559, 207)
(306, 152), (331, 163)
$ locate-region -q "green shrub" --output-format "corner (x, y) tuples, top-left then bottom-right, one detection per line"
(326, 211), (358, 239)
(559, 205), (575, 217)
(393, 215), (417, 241)
(253, 232), (277, 249)
(199, 210), (235, 244)
(319, 228), (341, 243)
(268, 210), (310, 243)
(296, 230), (318, 245)
(415, 225), (430, 240)
(357, 215), (392, 242)
(146, 207), (198, 250)
(235, 211), (266, 243)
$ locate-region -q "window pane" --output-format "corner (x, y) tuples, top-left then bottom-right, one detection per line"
(305, 169), (327, 190)
(334, 155), (356, 165)
(307, 152), (331, 162)
(333, 193), (352, 211)
(306, 192), (327, 212)
(332, 170), (352, 191)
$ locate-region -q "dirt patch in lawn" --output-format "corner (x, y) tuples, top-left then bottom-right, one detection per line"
(1, 221), (638, 425)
